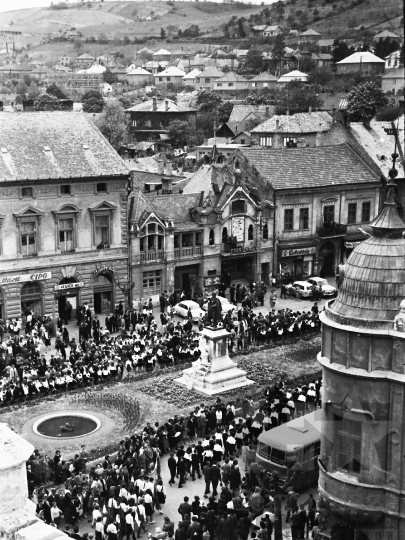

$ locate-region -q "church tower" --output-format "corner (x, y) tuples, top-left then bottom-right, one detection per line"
(317, 155), (405, 540)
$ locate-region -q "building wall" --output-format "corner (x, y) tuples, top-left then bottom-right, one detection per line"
(251, 131), (319, 148)
(129, 110), (197, 138)
(0, 177), (129, 320)
(336, 62), (385, 74)
(154, 75), (183, 86)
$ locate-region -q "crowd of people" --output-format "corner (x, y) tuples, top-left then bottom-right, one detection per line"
(0, 286), (320, 407)
(30, 379), (322, 540)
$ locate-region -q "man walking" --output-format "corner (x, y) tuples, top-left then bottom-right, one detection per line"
(203, 462), (212, 498)
(210, 462), (221, 497)
(168, 453), (177, 486)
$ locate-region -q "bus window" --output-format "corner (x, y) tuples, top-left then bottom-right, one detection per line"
(271, 448), (286, 465)
(258, 443), (270, 460)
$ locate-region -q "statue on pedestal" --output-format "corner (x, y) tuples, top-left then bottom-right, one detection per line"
(394, 299), (405, 332)
(206, 292), (222, 327)
(191, 335), (211, 380)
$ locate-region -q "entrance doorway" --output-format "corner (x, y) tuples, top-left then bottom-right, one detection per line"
(57, 278), (79, 319)
(222, 256), (254, 283)
(261, 262), (270, 284)
(21, 282), (43, 317)
(174, 264), (200, 298)
(319, 241), (336, 277)
(94, 273), (114, 314)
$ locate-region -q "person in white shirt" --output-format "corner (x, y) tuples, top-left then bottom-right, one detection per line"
(50, 502), (62, 528)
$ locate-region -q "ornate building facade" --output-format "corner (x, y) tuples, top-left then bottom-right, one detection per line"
(317, 158), (405, 539)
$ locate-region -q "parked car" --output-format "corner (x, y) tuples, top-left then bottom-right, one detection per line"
(203, 295), (237, 314)
(173, 300), (204, 322)
(307, 277), (337, 297)
(286, 281), (314, 299)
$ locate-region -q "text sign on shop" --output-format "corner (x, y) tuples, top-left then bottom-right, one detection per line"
(0, 272), (51, 285)
(281, 247), (316, 258)
(55, 282), (84, 291)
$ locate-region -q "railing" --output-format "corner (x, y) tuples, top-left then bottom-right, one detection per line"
(316, 223), (347, 238)
(222, 243), (257, 254)
(173, 246), (203, 258)
(140, 250), (165, 262)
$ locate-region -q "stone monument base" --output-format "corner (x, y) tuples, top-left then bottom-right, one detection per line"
(175, 326), (254, 396)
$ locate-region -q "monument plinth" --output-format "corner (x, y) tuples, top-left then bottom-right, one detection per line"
(175, 326), (254, 396)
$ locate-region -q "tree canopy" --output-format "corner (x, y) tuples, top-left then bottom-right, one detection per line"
(275, 82), (323, 114)
(196, 90), (222, 114)
(95, 100), (128, 149)
(82, 90), (105, 113)
(347, 82), (389, 122)
(167, 120), (197, 148)
(46, 82), (67, 100)
(34, 94), (61, 111)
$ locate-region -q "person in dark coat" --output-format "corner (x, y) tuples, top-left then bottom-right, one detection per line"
(168, 453), (177, 486)
(210, 463), (221, 497)
(229, 464), (242, 494)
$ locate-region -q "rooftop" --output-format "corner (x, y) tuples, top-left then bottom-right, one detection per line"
(0, 112), (128, 181)
(152, 48), (172, 56)
(252, 111), (332, 134)
(145, 193), (201, 223)
(374, 30), (400, 39)
(215, 71), (248, 83)
(249, 71), (278, 82)
(126, 98), (195, 113)
(154, 66), (186, 77)
(196, 67), (223, 78)
(336, 51), (385, 64)
(229, 104), (274, 124)
(238, 144), (381, 190)
(299, 28), (322, 36)
(277, 70), (309, 82)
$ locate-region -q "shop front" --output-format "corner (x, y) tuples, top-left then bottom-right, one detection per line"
(221, 251), (256, 284)
(55, 278), (84, 319)
(174, 264), (201, 297)
(278, 245), (316, 282)
(0, 271), (52, 320)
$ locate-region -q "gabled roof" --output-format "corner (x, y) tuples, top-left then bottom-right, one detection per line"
(249, 71), (278, 82)
(336, 51), (385, 64)
(0, 112), (128, 181)
(152, 48), (172, 56)
(182, 68), (201, 79)
(252, 111), (332, 134)
(128, 189), (161, 224)
(127, 67), (152, 75)
(229, 105), (273, 124)
(374, 30), (400, 39)
(154, 66), (186, 77)
(182, 163), (233, 196)
(31, 65), (56, 75)
(238, 144), (381, 190)
(299, 28), (322, 36)
(76, 53), (94, 60)
(277, 70), (309, 82)
(196, 66), (223, 78)
(252, 25), (267, 31)
(86, 64), (106, 74)
(215, 71), (248, 83)
(126, 98), (195, 113)
(145, 193), (202, 222)
(263, 25), (281, 32)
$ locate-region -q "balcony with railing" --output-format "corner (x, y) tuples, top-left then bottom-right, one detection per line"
(140, 250), (165, 262)
(316, 221), (347, 238)
(173, 245), (203, 259)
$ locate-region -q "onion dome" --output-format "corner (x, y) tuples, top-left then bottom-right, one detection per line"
(330, 153), (405, 329)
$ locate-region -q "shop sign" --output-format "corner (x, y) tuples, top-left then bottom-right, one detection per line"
(281, 247), (316, 258)
(230, 245), (257, 254)
(0, 272), (51, 286)
(204, 276), (221, 287)
(93, 265), (117, 276)
(55, 282), (84, 291)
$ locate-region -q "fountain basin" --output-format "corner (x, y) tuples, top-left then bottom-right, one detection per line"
(33, 412), (101, 439)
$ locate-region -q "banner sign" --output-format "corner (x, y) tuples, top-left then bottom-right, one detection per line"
(281, 247), (316, 258)
(55, 282), (84, 291)
(0, 272), (51, 286)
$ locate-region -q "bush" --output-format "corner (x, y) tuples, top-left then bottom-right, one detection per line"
(375, 106), (403, 121)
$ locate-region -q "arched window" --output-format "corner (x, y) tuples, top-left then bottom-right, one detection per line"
(209, 229), (215, 246)
(140, 221), (164, 251)
(248, 224), (254, 240)
(222, 227), (228, 243)
(263, 222), (269, 239)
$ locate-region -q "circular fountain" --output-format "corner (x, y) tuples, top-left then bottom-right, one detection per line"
(33, 412), (101, 439)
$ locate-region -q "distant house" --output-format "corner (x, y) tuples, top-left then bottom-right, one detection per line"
(213, 71), (249, 93)
(311, 53), (333, 69)
(289, 29), (299, 36)
(0, 64), (33, 79)
(251, 111), (333, 148)
(252, 25), (267, 35)
(195, 67), (224, 91)
(154, 66), (186, 87)
(64, 30), (82, 40)
(249, 71), (278, 91)
(59, 55), (70, 66)
(182, 69), (201, 87)
(75, 53), (94, 68)
(228, 104), (274, 134)
(373, 30), (400, 42)
(381, 69), (405, 95)
(385, 50), (401, 70)
(137, 47), (154, 58)
(263, 25), (282, 38)
(126, 67), (153, 86)
(232, 131), (251, 145)
(30, 65), (56, 81)
(335, 51), (385, 75)
(152, 49), (172, 63)
(86, 64), (106, 75)
(144, 61), (170, 75)
(299, 28), (322, 42)
(316, 39), (335, 52)
(277, 70), (309, 86)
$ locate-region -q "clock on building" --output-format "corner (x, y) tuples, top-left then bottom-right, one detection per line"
(232, 217), (245, 242)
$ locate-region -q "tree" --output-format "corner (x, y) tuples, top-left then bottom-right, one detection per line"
(167, 120), (196, 148)
(95, 100), (129, 149)
(46, 82), (67, 100)
(308, 66), (333, 87)
(347, 82), (389, 124)
(196, 90), (222, 114)
(218, 101), (233, 123)
(275, 83), (323, 114)
(27, 82), (40, 100)
(241, 48), (263, 75)
(103, 69), (118, 84)
(82, 90), (105, 113)
(160, 28), (166, 39)
(118, 96), (132, 110)
(271, 34), (286, 75)
(183, 24), (200, 38)
(238, 18), (246, 38)
(34, 94), (61, 111)
(332, 40), (354, 64)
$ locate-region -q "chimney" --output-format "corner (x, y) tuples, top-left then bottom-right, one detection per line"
(166, 161), (172, 176)
(165, 99), (169, 112)
(286, 110), (289, 116)
(265, 106), (269, 117)
(276, 119), (280, 130)
(157, 160), (164, 175)
(308, 106), (312, 113)
(161, 175), (173, 194)
(152, 97), (157, 111)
